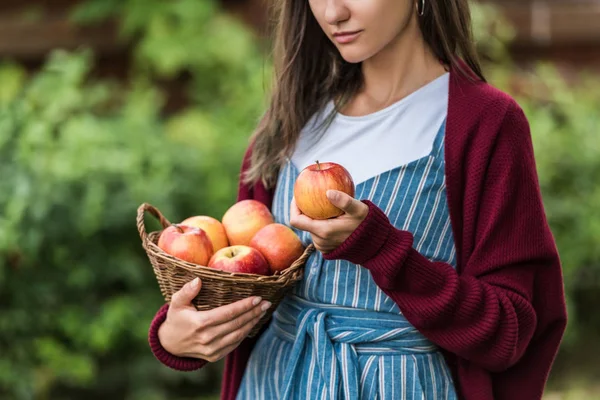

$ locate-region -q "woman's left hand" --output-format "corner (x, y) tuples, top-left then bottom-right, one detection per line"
(290, 190), (369, 253)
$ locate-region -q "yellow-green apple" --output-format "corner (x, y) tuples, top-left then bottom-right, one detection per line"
(157, 224), (214, 266)
(222, 200), (274, 246)
(180, 215), (229, 251)
(208, 245), (270, 275)
(249, 223), (304, 273)
(293, 161), (355, 219)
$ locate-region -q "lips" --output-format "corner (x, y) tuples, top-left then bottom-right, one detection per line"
(332, 30), (363, 44)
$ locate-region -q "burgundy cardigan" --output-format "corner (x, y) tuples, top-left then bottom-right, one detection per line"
(148, 68), (567, 400)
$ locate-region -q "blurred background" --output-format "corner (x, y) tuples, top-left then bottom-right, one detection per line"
(0, 0), (598, 399)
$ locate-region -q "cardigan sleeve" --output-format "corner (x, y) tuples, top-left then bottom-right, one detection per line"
(148, 304), (208, 371)
(323, 101), (559, 373)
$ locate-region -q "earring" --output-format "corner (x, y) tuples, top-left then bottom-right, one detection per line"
(417, 0), (425, 16)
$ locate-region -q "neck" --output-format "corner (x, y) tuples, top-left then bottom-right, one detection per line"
(359, 15), (446, 108)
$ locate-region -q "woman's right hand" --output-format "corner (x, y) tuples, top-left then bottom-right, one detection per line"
(158, 277), (272, 362)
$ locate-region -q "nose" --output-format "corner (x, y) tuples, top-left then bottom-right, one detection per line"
(324, 0), (350, 25)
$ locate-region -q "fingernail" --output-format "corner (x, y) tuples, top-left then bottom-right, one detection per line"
(191, 277), (199, 288)
(261, 301), (272, 311)
(327, 190), (337, 201)
(252, 297), (262, 306)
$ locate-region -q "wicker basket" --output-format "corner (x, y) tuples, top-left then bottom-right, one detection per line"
(137, 203), (314, 337)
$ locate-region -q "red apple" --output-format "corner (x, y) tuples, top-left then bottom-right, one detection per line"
(180, 215), (229, 251)
(157, 224), (214, 266)
(208, 245), (270, 275)
(222, 200), (274, 246)
(249, 223), (305, 273)
(293, 161), (355, 220)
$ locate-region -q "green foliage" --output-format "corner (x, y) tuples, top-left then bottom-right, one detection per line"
(470, 2), (516, 63)
(0, 0), (267, 398)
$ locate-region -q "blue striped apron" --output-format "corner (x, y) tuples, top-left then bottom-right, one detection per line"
(236, 120), (457, 399)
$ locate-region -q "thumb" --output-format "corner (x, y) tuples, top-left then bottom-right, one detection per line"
(170, 277), (202, 309)
(326, 190), (361, 216)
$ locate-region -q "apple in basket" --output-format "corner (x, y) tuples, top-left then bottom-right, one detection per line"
(294, 161), (355, 220)
(180, 215), (229, 252)
(208, 245), (270, 275)
(222, 200), (274, 246)
(157, 224), (214, 266)
(249, 223), (304, 274)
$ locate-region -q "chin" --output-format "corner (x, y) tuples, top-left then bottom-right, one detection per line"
(339, 52), (365, 64)
(336, 46), (376, 64)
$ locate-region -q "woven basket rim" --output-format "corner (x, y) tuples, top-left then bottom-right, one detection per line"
(144, 231), (313, 282)
(137, 202), (314, 283)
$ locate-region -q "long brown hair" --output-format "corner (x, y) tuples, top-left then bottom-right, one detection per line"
(243, 0), (485, 189)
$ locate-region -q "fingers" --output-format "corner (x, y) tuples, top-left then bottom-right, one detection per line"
(170, 277), (202, 309)
(326, 190), (364, 217)
(213, 312), (265, 352)
(197, 311), (265, 362)
(202, 342), (240, 363)
(209, 299), (271, 340)
(290, 197), (319, 233)
(200, 295), (266, 327)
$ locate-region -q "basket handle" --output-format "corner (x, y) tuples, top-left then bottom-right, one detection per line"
(137, 203), (172, 243)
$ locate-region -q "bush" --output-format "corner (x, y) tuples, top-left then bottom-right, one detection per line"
(0, 0), (268, 398)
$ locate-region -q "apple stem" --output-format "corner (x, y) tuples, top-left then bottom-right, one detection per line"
(174, 225), (184, 234)
(316, 160), (321, 171)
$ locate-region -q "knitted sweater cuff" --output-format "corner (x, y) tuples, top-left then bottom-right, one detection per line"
(148, 303), (208, 371)
(322, 200), (411, 267)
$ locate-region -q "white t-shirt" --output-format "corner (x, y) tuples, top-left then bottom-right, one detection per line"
(291, 73), (449, 185)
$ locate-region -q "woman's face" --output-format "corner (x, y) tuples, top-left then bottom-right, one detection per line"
(308, 0), (416, 64)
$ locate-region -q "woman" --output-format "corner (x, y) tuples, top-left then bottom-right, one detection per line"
(149, 0), (567, 398)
